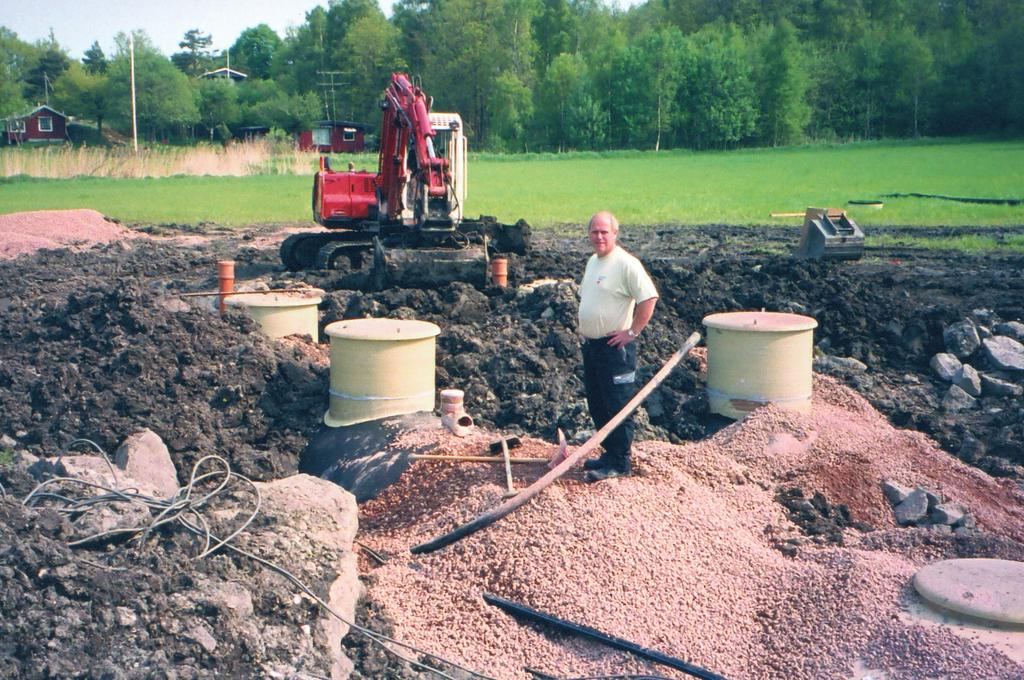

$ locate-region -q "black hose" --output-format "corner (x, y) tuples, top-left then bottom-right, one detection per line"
(881, 192), (1021, 206)
(483, 593), (728, 680)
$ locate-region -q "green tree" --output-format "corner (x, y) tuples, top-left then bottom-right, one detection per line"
(82, 41), (108, 74)
(325, 0), (382, 47)
(107, 31), (199, 140)
(534, 0), (576, 73)
(0, 28), (34, 116)
(171, 29), (214, 76)
(230, 25), (281, 80)
(272, 7), (328, 94)
(196, 78), (240, 141)
(487, 71), (534, 151)
(249, 91), (321, 134)
(537, 52), (588, 150)
(880, 27), (934, 137)
(420, 0), (515, 143)
(852, 27), (885, 138)
(391, 0), (433, 76)
(758, 19), (811, 146)
(335, 14), (405, 123)
(676, 27), (757, 149)
(26, 46), (70, 104)
(609, 28), (685, 150)
(52, 62), (111, 138)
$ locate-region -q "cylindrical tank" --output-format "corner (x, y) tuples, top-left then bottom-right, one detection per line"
(324, 318), (441, 427)
(702, 311), (818, 420)
(227, 292), (322, 341)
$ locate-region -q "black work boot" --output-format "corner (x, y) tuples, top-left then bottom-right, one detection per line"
(583, 457), (631, 483)
(583, 453), (610, 471)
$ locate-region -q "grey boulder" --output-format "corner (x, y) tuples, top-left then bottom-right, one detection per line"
(943, 320), (981, 359)
(982, 336), (1024, 372)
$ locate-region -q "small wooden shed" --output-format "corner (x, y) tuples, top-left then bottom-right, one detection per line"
(5, 105), (68, 145)
(298, 121), (369, 153)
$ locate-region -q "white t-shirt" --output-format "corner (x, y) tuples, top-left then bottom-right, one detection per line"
(578, 246), (659, 340)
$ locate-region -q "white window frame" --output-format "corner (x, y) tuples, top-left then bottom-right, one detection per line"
(38, 116), (53, 132)
(342, 127), (356, 142)
(8, 119), (26, 133)
(312, 127), (331, 146)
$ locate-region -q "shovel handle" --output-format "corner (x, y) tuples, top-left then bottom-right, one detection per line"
(411, 331), (702, 555)
(410, 454), (548, 464)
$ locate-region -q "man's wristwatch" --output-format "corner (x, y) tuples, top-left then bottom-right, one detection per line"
(626, 329), (636, 338)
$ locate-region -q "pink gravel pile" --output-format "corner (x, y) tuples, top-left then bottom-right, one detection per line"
(0, 209), (130, 259)
(359, 375), (1024, 679)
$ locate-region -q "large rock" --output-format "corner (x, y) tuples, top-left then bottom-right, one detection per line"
(881, 480), (912, 506)
(114, 429), (179, 499)
(982, 336), (1024, 371)
(943, 320), (981, 359)
(252, 474), (361, 680)
(894, 489), (930, 525)
(994, 320), (1024, 342)
(930, 503), (966, 526)
(813, 354), (868, 374)
(953, 364), (982, 397)
(981, 372), (1023, 397)
(929, 353), (962, 382)
(942, 384), (976, 412)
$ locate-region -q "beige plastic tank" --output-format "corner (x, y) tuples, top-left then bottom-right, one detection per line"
(702, 311), (818, 419)
(323, 318), (441, 427)
(227, 292), (323, 341)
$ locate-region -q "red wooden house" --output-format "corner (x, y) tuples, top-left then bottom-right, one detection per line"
(298, 121), (369, 153)
(5, 105), (68, 145)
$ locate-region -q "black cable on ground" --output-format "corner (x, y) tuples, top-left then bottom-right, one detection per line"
(881, 192), (1022, 206)
(484, 593), (727, 680)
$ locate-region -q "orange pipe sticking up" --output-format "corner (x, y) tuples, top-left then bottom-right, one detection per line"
(217, 260), (235, 315)
(490, 257), (508, 287)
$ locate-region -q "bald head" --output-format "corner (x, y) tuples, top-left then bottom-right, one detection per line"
(588, 211), (619, 233)
(588, 211), (619, 257)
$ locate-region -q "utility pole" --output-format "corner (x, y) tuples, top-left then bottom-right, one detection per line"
(129, 33), (138, 153)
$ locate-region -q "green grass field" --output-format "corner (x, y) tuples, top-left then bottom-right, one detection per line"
(2, 139), (1022, 233)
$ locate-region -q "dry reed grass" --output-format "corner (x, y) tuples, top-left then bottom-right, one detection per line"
(0, 140), (318, 179)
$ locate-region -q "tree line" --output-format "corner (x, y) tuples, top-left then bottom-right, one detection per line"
(1, 0), (1021, 152)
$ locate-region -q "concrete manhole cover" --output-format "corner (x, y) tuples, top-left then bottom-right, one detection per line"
(914, 558), (1024, 624)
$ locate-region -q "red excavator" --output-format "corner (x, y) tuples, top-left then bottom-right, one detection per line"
(280, 73), (529, 288)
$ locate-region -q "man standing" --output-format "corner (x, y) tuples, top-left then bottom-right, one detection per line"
(577, 211), (659, 482)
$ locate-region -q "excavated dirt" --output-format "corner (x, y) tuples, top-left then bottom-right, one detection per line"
(1, 211), (1023, 678)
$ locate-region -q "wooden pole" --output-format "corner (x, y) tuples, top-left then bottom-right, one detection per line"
(410, 331), (702, 555)
(409, 454), (548, 465)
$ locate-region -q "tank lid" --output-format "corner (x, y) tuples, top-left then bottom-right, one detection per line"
(702, 311), (818, 332)
(325, 318), (441, 341)
(226, 292), (323, 308)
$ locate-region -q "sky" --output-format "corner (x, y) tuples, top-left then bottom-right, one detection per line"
(5, 0), (642, 61)
(2, 1), (387, 59)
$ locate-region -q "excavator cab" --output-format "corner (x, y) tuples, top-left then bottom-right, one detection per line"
(794, 207), (865, 260)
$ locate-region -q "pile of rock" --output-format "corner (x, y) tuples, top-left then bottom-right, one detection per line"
(930, 310), (1024, 412)
(882, 480), (976, 533)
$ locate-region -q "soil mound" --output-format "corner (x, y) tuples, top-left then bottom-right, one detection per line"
(0, 221), (1022, 678)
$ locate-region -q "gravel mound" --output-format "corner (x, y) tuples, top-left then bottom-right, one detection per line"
(358, 378), (1024, 680)
(0, 209), (131, 259)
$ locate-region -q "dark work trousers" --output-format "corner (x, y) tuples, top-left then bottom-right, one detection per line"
(582, 338), (639, 469)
